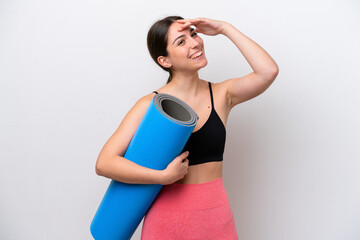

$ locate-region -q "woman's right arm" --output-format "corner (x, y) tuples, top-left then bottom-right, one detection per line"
(95, 94), (189, 185)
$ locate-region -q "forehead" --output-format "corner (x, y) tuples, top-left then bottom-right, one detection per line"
(167, 22), (193, 41)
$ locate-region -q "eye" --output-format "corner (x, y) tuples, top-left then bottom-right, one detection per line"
(178, 39), (185, 46)
(177, 32), (197, 46)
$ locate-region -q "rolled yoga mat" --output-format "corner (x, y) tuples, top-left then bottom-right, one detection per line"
(90, 93), (198, 240)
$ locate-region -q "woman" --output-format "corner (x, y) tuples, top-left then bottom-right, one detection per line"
(95, 16), (278, 239)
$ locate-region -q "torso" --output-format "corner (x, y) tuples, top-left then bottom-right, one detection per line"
(154, 79), (231, 184)
(174, 161), (223, 184)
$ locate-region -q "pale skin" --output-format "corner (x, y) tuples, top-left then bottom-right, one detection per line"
(95, 17), (279, 185)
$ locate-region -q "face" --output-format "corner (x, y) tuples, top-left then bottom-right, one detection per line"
(158, 22), (208, 72)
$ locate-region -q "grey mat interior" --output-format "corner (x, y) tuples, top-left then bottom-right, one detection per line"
(153, 93), (198, 126)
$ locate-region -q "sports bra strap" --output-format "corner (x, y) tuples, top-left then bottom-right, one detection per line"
(208, 82), (214, 109)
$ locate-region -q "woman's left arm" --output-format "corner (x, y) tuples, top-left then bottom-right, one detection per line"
(221, 22), (279, 108)
(177, 17), (279, 108)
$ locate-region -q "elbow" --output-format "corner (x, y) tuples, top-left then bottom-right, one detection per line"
(265, 67), (279, 82)
(95, 159), (105, 176)
(272, 66), (279, 78)
(271, 64), (279, 78)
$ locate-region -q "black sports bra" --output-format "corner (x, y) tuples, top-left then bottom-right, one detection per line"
(153, 82), (226, 166)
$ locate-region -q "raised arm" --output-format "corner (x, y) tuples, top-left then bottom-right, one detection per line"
(177, 17), (279, 109)
(221, 22), (279, 108)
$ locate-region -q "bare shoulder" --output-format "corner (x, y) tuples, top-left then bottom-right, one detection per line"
(117, 92), (156, 134)
(120, 92), (155, 127)
(134, 93), (155, 111)
(210, 80), (228, 95)
(97, 92), (156, 159)
(209, 80), (232, 114)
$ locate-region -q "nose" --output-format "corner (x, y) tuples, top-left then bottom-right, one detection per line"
(189, 37), (201, 49)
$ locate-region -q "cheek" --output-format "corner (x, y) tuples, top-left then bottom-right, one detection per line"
(196, 35), (204, 43)
(171, 48), (189, 59)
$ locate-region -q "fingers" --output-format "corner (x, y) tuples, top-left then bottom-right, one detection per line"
(176, 18), (205, 31)
(177, 17), (206, 24)
(177, 21), (192, 31)
(179, 151), (189, 164)
(182, 151), (189, 158)
(176, 151), (188, 160)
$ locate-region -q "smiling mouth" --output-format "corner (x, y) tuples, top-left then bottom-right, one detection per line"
(189, 50), (203, 59)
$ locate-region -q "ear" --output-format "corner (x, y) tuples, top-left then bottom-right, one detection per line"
(157, 56), (172, 68)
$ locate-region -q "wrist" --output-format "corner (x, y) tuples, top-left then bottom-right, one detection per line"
(221, 22), (234, 36)
(158, 170), (168, 185)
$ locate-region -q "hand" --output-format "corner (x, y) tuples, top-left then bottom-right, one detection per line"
(176, 17), (228, 36)
(161, 151), (189, 185)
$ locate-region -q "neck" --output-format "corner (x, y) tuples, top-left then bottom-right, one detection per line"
(167, 71), (202, 98)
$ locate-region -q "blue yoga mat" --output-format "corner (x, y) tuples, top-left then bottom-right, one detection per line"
(90, 93), (198, 240)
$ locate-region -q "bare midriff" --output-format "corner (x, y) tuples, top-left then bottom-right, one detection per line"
(174, 161), (223, 184)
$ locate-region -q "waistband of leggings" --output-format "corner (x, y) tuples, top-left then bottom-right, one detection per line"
(171, 176), (223, 186)
(152, 177), (229, 210)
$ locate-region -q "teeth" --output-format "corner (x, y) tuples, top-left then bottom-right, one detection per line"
(190, 51), (202, 59)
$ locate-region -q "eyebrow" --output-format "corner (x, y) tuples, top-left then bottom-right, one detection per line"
(172, 28), (195, 45)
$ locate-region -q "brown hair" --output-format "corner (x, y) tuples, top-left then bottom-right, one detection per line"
(147, 16), (184, 84)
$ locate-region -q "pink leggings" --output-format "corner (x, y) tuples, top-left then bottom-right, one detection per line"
(141, 177), (238, 239)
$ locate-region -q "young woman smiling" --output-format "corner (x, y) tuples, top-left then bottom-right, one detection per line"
(95, 16), (279, 239)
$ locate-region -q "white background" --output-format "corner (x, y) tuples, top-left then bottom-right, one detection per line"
(1, 0), (359, 239)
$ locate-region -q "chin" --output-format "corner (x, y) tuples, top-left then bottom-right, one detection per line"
(197, 58), (208, 69)
(190, 54), (208, 68)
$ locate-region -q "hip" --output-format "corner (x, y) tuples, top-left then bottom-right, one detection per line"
(141, 177), (238, 239)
